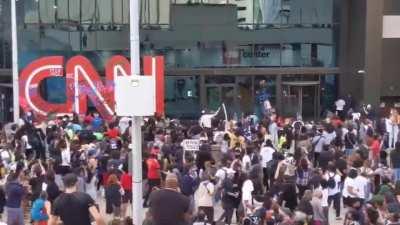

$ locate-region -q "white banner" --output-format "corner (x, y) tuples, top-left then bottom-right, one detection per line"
(181, 139), (200, 151)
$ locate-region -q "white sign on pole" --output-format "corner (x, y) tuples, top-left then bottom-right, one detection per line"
(181, 139), (201, 151)
(383, 16), (400, 38)
(114, 76), (156, 116)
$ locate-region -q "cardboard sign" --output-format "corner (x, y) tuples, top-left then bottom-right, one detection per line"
(181, 139), (200, 151)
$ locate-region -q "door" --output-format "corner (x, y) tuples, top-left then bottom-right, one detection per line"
(282, 81), (320, 120)
(205, 85), (236, 119)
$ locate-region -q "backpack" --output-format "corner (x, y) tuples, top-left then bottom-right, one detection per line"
(327, 174), (336, 189)
(251, 153), (260, 166)
(27, 132), (42, 149)
(266, 160), (278, 177)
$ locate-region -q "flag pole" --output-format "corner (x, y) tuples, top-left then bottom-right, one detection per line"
(11, 0), (20, 122)
(130, 0), (143, 225)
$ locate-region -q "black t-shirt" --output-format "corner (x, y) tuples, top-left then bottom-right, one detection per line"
(29, 176), (45, 201)
(52, 192), (95, 225)
(391, 149), (400, 169)
(149, 189), (191, 225)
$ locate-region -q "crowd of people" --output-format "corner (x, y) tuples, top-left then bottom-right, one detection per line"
(1, 100), (400, 225)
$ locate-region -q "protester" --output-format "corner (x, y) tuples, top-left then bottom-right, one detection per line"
(194, 174), (215, 225)
(148, 173), (192, 225)
(5, 168), (25, 225)
(31, 191), (51, 225)
(49, 173), (105, 225)
(105, 174), (122, 218)
(3, 100), (400, 225)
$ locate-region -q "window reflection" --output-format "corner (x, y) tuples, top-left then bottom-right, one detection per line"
(165, 76), (201, 118)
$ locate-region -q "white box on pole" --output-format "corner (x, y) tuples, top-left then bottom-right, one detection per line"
(115, 75), (156, 116)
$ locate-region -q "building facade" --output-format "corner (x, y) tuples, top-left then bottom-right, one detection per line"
(0, 0), (398, 121)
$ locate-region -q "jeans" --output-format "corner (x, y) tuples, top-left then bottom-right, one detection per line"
(328, 193), (341, 218)
(7, 207), (24, 225)
(219, 205), (234, 225)
(394, 168), (400, 182)
(345, 148), (354, 157)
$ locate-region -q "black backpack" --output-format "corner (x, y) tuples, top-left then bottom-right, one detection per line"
(266, 160), (278, 177)
(27, 132), (42, 149)
(327, 174), (336, 189)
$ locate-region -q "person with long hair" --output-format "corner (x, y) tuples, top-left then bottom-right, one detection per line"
(85, 158), (98, 201)
(55, 139), (71, 176)
(105, 174), (122, 219)
(295, 158), (312, 200)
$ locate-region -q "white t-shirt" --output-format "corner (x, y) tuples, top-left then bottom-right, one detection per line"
(195, 181), (215, 207)
(354, 175), (369, 200)
(324, 172), (341, 196)
(321, 188), (329, 207)
(199, 114), (214, 128)
(193, 222), (211, 225)
(335, 99), (346, 111)
(242, 155), (252, 172)
(323, 131), (337, 145)
(260, 146), (275, 168)
(312, 135), (325, 153)
(242, 179), (254, 214)
(221, 140), (229, 154)
(316, 186), (329, 207)
(61, 149), (71, 166)
(215, 167), (228, 184)
(22, 135), (32, 149)
(343, 177), (357, 198)
(264, 100), (272, 110)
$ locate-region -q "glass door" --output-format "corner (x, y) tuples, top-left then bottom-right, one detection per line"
(205, 85), (236, 119)
(282, 81), (320, 120)
(221, 86), (236, 119)
(206, 86), (220, 112)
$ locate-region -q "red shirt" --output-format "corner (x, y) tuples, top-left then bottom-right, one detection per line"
(84, 115), (93, 124)
(120, 172), (132, 191)
(146, 158), (160, 180)
(370, 139), (381, 158)
(106, 128), (120, 139)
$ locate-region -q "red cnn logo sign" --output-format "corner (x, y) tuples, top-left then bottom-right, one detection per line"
(19, 55), (165, 120)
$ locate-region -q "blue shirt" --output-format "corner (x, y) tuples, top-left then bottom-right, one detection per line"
(5, 181), (25, 208)
(91, 117), (103, 131)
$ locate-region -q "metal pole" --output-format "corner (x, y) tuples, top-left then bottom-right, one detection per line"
(130, 0), (143, 225)
(131, 116), (142, 224)
(11, 0), (19, 122)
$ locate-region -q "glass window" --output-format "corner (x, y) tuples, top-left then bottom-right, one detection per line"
(24, 0), (39, 24)
(165, 76), (201, 119)
(39, 0), (56, 23)
(205, 76), (235, 84)
(237, 76), (253, 116)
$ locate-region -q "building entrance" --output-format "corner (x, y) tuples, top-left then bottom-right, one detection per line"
(200, 75), (325, 121)
(205, 84), (236, 118)
(282, 81), (320, 120)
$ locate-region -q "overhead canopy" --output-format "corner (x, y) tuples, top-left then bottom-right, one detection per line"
(282, 81), (320, 86)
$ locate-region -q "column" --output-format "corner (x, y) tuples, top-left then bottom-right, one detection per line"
(364, 0), (383, 107)
(275, 74), (282, 114)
